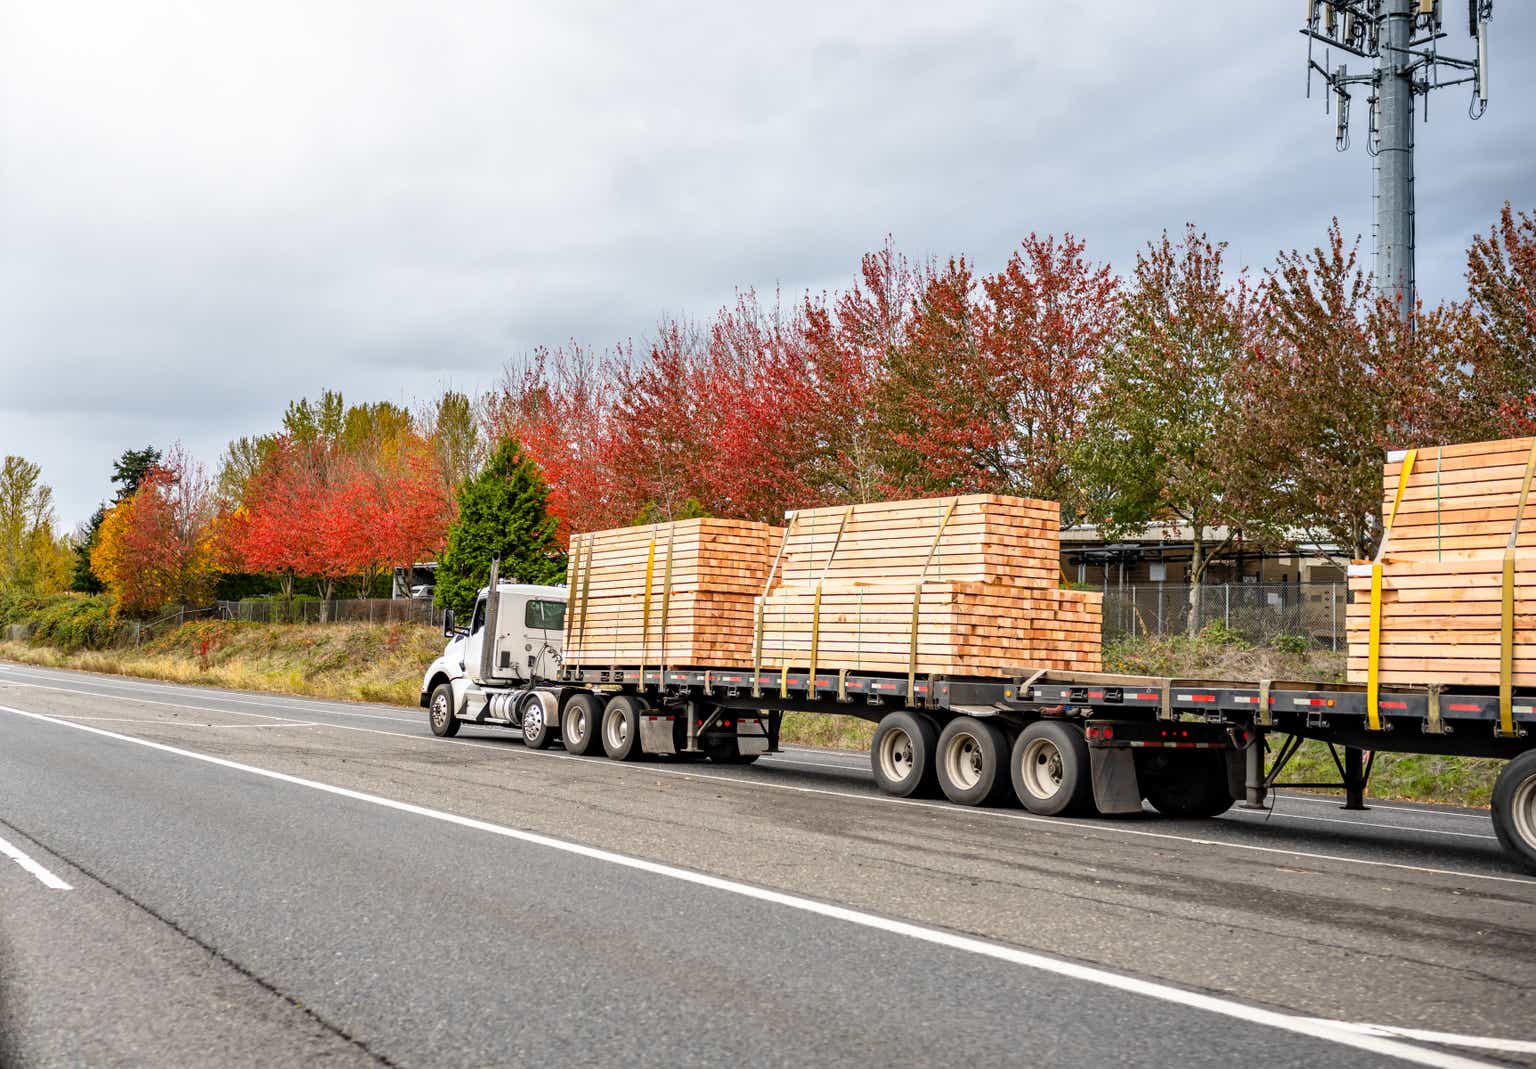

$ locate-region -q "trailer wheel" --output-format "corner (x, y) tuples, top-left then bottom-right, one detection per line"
(601, 695), (643, 761)
(870, 711), (939, 798)
(1011, 720), (1092, 816)
(427, 683), (460, 738)
(561, 693), (604, 756)
(936, 717), (1011, 806)
(1140, 751), (1235, 819)
(1492, 750), (1536, 874)
(519, 693), (556, 750)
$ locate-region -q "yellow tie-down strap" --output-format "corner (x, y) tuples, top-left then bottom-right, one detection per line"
(1367, 448), (1417, 731)
(1498, 442), (1536, 738)
(639, 535), (657, 680)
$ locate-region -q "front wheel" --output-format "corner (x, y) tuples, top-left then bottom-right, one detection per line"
(428, 683), (460, 738)
(1010, 720), (1093, 816)
(1492, 750), (1536, 874)
(869, 711), (939, 798)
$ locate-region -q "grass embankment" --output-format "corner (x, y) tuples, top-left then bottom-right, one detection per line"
(0, 620), (1501, 806)
(0, 620), (442, 706)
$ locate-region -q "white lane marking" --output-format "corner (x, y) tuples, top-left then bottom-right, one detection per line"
(0, 665), (417, 722)
(51, 715), (318, 729)
(0, 679), (406, 726)
(1311, 1021), (1536, 1055)
(0, 831), (72, 891)
(0, 704), (1503, 1069)
(759, 757), (873, 775)
(3, 684), (1529, 889)
(1223, 810), (1500, 842)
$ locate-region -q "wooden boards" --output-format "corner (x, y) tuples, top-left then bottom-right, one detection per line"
(756, 581), (1102, 677)
(759, 494), (1102, 678)
(1347, 436), (1536, 689)
(564, 519), (783, 668)
(562, 493), (1103, 679)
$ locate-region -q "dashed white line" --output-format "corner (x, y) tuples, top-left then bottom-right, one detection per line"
(0, 831), (72, 891)
(0, 702), (1506, 1069)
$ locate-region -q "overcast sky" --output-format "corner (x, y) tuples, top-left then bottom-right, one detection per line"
(3, 2), (1532, 528)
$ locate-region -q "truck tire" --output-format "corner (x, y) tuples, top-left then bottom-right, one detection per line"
(1492, 750), (1536, 874)
(427, 683), (460, 738)
(601, 695), (644, 761)
(561, 693), (604, 756)
(519, 693), (555, 750)
(870, 710), (939, 798)
(936, 716), (1011, 806)
(1011, 720), (1093, 816)
(1141, 751), (1235, 819)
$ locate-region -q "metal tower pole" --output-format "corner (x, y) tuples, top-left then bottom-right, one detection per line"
(1377, 0), (1416, 320)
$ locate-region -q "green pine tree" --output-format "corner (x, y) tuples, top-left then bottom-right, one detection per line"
(435, 438), (565, 615)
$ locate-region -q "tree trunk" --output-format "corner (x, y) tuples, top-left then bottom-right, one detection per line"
(1187, 532), (1204, 636)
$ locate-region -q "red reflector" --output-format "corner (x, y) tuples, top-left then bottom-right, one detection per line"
(723, 720), (733, 728)
(1134, 692), (1160, 700)
(1088, 690), (1104, 699)
(1381, 700), (1408, 710)
(1447, 703), (1479, 712)
(1103, 726), (1114, 739)
(1191, 694), (1215, 702)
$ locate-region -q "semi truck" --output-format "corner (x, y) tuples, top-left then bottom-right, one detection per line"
(420, 559), (1536, 874)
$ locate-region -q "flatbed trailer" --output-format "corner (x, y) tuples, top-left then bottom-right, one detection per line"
(552, 662), (1536, 873)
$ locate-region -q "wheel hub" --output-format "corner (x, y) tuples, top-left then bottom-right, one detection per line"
(430, 694), (449, 730)
(1514, 775), (1536, 851)
(944, 733), (984, 790)
(1020, 738), (1064, 800)
(878, 728), (915, 783)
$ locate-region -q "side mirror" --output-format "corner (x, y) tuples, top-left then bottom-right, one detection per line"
(442, 608), (456, 638)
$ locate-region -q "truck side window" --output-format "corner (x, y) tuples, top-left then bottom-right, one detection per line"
(525, 599), (565, 630)
(470, 597), (486, 634)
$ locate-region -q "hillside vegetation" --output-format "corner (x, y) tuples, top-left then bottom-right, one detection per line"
(0, 620), (1501, 807)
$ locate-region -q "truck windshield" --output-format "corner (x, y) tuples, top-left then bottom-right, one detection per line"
(525, 599), (565, 630)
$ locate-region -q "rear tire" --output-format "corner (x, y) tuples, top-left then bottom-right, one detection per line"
(704, 736), (759, 765)
(428, 683), (460, 738)
(936, 716), (1012, 806)
(1492, 750), (1536, 874)
(870, 710), (940, 798)
(561, 693), (603, 756)
(519, 693), (555, 750)
(601, 695), (643, 761)
(1140, 751), (1235, 818)
(1010, 720), (1093, 816)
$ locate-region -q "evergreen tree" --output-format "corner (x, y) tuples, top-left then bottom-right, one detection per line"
(435, 438), (565, 615)
(72, 445), (162, 593)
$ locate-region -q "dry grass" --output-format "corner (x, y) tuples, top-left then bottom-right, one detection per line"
(0, 620), (442, 707)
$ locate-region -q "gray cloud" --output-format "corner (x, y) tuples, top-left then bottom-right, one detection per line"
(2, 1), (1532, 528)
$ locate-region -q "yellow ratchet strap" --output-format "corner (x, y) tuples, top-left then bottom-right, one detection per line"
(640, 534), (656, 681)
(1498, 442), (1536, 738)
(908, 498), (960, 703)
(1368, 448), (1417, 731)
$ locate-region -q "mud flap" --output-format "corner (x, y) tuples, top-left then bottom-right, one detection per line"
(638, 714), (678, 755)
(1090, 747), (1143, 815)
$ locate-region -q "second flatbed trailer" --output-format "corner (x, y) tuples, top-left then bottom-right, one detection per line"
(550, 662), (1536, 873)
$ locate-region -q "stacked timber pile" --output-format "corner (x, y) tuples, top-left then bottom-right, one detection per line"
(1346, 436), (1536, 688)
(563, 519), (784, 667)
(756, 495), (1102, 677)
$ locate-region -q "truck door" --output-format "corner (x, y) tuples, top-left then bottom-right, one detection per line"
(523, 597), (565, 679)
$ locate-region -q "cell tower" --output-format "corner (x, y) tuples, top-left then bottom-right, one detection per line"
(1302, 0), (1494, 321)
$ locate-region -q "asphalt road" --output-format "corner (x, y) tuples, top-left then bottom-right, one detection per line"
(0, 662), (1533, 1068)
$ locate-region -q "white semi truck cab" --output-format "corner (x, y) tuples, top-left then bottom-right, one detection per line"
(419, 558), (773, 761)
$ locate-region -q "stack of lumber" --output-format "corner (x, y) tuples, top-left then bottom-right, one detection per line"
(1346, 436), (1536, 687)
(564, 519), (783, 667)
(757, 495), (1102, 677)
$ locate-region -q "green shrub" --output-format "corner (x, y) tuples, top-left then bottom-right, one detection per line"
(28, 595), (122, 651)
(1198, 620), (1251, 648)
(1273, 633), (1312, 655)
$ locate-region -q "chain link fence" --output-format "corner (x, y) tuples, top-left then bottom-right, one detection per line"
(215, 598), (445, 627)
(1100, 582), (1347, 648)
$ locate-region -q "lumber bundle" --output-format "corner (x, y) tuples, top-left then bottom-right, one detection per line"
(758, 494), (1102, 678)
(564, 519), (783, 667)
(562, 494), (1103, 679)
(1346, 436), (1536, 689)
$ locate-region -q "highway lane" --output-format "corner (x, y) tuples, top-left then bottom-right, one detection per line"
(1, 663), (1533, 1067)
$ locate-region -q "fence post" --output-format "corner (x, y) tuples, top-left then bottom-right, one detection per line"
(1331, 582), (1338, 652)
(1224, 584), (1230, 628)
